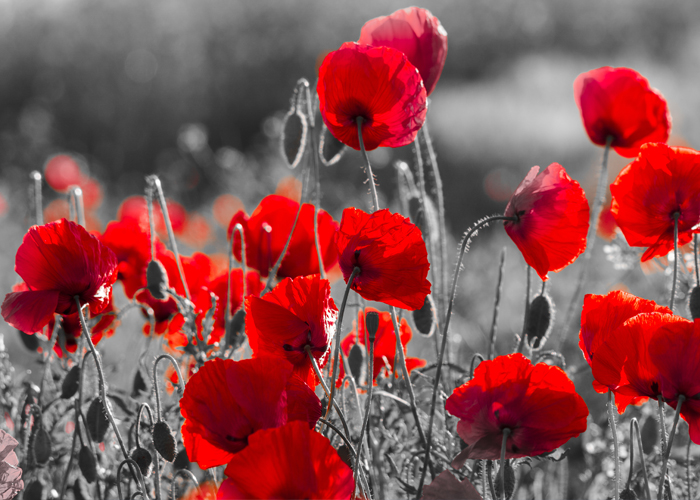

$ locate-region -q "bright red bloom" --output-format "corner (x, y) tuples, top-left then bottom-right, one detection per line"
(336, 208), (431, 311)
(228, 195), (338, 279)
(245, 275), (337, 387)
(574, 66), (671, 158)
(358, 7), (447, 96)
(336, 308), (425, 386)
(446, 353), (588, 465)
(2, 219), (117, 333)
(317, 42), (427, 151)
(504, 163), (589, 281)
(610, 143), (700, 262)
(180, 358), (321, 470)
(649, 319), (700, 444)
(217, 421), (353, 500)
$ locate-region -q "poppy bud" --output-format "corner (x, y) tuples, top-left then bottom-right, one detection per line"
(23, 480), (43, 500)
(17, 329), (40, 352)
(494, 461), (515, 500)
(412, 295), (435, 337)
(130, 447), (153, 477)
(365, 311), (380, 343)
(32, 426), (52, 465)
(336, 444), (352, 467)
(78, 445), (97, 483)
(525, 294), (554, 349)
(620, 488), (638, 500)
(61, 365), (81, 399)
(73, 478), (90, 500)
(152, 421), (177, 462)
(225, 309), (246, 351)
(348, 343), (366, 385)
(280, 105), (307, 169)
(173, 448), (190, 470)
(146, 259), (169, 300)
(131, 368), (148, 398)
(689, 286), (700, 320)
(86, 398), (110, 443)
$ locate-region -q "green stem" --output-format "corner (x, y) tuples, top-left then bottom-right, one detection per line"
(487, 247), (507, 360)
(357, 117), (379, 212)
(516, 265), (531, 355)
(30, 171), (43, 225)
(353, 336), (375, 499)
(658, 395), (685, 500)
(608, 390), (620, 500)
(630, 418), (652, 500)
(499, 428), (511, 500)
(671, 212), (680, 312)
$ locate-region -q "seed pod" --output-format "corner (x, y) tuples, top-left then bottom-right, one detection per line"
(86, 398), (110, 443)
(280, 107), (307, 169)
(365, 311), (380, 343)
(173, 448), (190, 471)
(525, 294), (554, 349)
(130, 447), (153, 477)
(347, 343), (366, 385)
(61, 365), (81, 399)
(689, 286), (700, 320)
(494, 460), (515, 500)
(152, 421), (177, 462)
(73, 477), (90, 500)
(146, 259), (169, 300)
(32, 427), (52, 465)
(78, 446), (97, 483)
(412, 295), (435, 337)
(23, 479), (43, 500)
(225, 309), (246, 351)
(620, 488), (638, 500)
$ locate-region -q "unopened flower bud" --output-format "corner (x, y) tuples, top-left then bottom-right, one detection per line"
(365, 311), (380, 343)
(173, 448), (190, 470)
(131, 368), (148, 398)
(620, 488), (638, 500)
(689, 286), (700, 320)
(130, 447), (153, 477)
(23, 480), (43, 500)
(525, 294), (554, 350)
(348, 343), (366, 385)
(152, 421), (177, 462)
(17, 329), (40, 352)
(412, 295), (435, 337)
(146, 259), (169, 300)
(74, 478), (90, 500)
(61, 365), (81, 399)
(78, 446), (97, 483)
(86, 398), (110, 443)
(32, 427), (52, 465)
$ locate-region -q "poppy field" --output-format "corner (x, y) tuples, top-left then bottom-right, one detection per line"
(1, 4), (700, 500)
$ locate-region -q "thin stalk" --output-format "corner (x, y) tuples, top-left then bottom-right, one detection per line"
(499, 428), (511, 500)
(69, 186), (86, 227)
(686, 428), (692, 500)
(136, 404), (160, 500)
(152, 354), (185, 419)
(631, 418), (652, 500)
(481, 460), (488, 500)
(76, 406), (103, 500)
(147, 183), (157, 261)
(608, 390), (620, 500)
(658, 397), (668, 455)
(487, 247), (507, 360)
(417, 215), (517, 496)
(695, 234), (699, 286)
(671, 212), (680, 312)
(353, 336), (375, 500)
(515, 265), (531, 354)
(227, 224), (246, 326)
(309, 105), (326, 280)
(658, 395), (685, 500)
(357, 117), (379, 212)
(487, 460), (496, 500)
(30, 171), (43, 225)
(117, 459), (149, 500)
(323, 267), (360, 432)
(170, 470), (200, 500)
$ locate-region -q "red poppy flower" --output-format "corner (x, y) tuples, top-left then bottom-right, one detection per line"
(44, 154), (83, 193)
(336, 207), (431, 311)
(504, 163), (589, 281)
(446, 353), (588, 465)
(358, 7), (447, 96)
(180, 358), (321, 470)
(245, 275), (337, 387)
(574, 66), (671, 158)
(217, 421), (353, 500)
(228, 195), (338, 279)
(336, 308), (425, 386)
(117, 195), (188, 236)
(610, 142), (700, 262)
(649, 319), (700, 444)
(317, 42), (427, 151)
(579, 291), (671, 412)
(2, 219), (117, 333)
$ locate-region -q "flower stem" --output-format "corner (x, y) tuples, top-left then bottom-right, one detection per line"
(658, 395), (685, 500)
(499, 428), (511, 500)
(152, 354), (185, 420)
(671, 212), (680, 312)
(357, 117), (379, 212)
(308, 98), (327, 280)
(630, 418), (652, 500)
(353, 335), (375, 499)
(487, 247), (507, 360)
(323, 267), (360, 432)
(416, 215), (517, 497)
(608, 390), (620, 500)
(695, 234), (699, 286)
(686, 429), (692, 500)
(227, 224), (246, 327)
(516, 265), (532, 355)
(658, 397), (668, 455)
(69, 186), (86, 227)
(30, 171), (43, 225)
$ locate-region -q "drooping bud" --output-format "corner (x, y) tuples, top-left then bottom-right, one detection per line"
(78, 445), (97, 483)
(17, 329), (40, 352)
(23, 480), (43, 500)
(32, 426), (52, 465)
(336, 444), (352, 467)
(412, 295), (435, 337)
(689, 286), (700, 320)
(73, 477), (90, 500)
(525, 294), (554, 349)
(130, 447), (153, 477)
(86, 398), (110, 443)
(146, 259), (169, 300)
(494, 460), (515, 500)
(620, 488), (638, 500)
(347, 343), (366, 385)
(152, 421), (177, 462)
(173, 448), (190, 470)
(61, 365), (81, 399)
(365, 311), (380, 343)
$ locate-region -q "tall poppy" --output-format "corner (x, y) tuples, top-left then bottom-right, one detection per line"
(317, 42), (427, 151)
(504, 163), (590, 280)
(336, 207), (431, 311)
(574, 66), (671, 158)
(179, 358), (321, 470)
(446, 353), (588, 466)
(228, 195), (338, 279)
(2, 219), (117, 333)
(610, 142), (700, 262)
(358, 7), (448, 96)
(216, 421), (353, 500)
(245, 275), (338, 387)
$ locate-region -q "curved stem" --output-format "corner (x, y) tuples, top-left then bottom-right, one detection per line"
(671, 212), (680, 312)
(469, 354), (484, 379)
(170, 470), (200, 500)
(117, 458), (150, 500)
(416, 215), (516, 496)
(152, 354), (185, 420)
(357, 117), (379, 212)
(30, 171), (43, 225)
(658, 395), (685, 500)
(608, 390), (620, 500)
(516, 265), (532, 355)
(487, 248), (507, 360)
(136, 403), (161, 500)
(499, 428), (511, 500)
(630, 418), (652, 500)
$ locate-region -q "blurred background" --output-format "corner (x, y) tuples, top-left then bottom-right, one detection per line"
(1, 0), (700, 440)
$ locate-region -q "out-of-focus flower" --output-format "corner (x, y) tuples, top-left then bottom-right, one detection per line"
(212, 194), (244, 229)
(44, 154), (83, 193)
(610, 142), (700, 262)
(317, 42), (427, 151)
(574, 66), (671, 158)
(117, 195), (188, 235)
(358, 7), (447, 96)
(504, 163), (589, 281)
(0, 429), (23, 499)
(336, 207), (431, 311)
